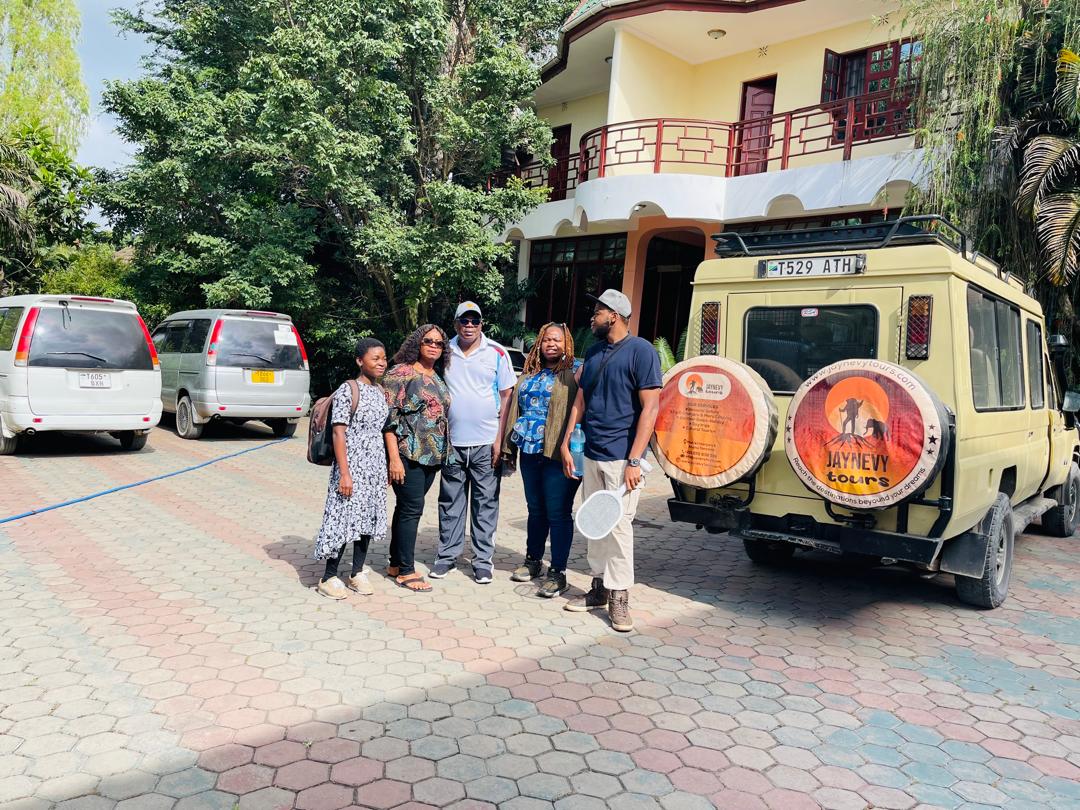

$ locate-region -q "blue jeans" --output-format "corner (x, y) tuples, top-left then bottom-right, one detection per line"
(519, 452), (581, 572)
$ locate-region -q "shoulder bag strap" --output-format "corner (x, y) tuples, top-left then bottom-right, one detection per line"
(347, 379), (361, 420)
(583, 338), (632, 398)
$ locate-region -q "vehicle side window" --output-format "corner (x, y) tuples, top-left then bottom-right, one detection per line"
(161, 322), (190, 353)
(1026, 320), (1044, 409)
(0, 307), (24, 351)
(151, 325), (168, 351)
(967, 286), (1024, 410)
(184, 319), (211, 353)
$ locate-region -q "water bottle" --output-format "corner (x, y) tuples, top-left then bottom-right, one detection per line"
(569, 424), (586, 478)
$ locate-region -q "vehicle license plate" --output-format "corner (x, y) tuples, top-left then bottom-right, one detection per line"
(79, 373), (111, 389)
(758, 254), (866, 278)
(251, 370), (275, 384)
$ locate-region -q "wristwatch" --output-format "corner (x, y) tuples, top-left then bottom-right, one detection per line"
(627, 457), (642, 468)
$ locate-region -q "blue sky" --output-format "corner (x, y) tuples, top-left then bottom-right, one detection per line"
(76, 1), (150, 169)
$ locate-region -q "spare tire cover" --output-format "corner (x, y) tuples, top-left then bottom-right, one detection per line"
(651, 356), (778, 488)
(785, 359), (950, 510)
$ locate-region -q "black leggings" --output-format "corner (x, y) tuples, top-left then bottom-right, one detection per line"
(322, 537), (371, 582)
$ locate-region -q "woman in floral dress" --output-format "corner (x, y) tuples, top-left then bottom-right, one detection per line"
(383, 325), (453, 592)
(314, 338), (390, 600)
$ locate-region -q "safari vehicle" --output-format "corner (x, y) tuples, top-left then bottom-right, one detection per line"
(654, 216), (1080, 608)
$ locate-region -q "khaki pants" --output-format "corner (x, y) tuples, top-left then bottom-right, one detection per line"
(582, 458), (645, 591)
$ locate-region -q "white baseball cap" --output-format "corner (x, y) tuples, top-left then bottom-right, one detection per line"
(454, 301), (482, 319)
(587, 289), (632, 318)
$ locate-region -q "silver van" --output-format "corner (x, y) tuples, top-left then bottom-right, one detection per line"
(0, 295), (162, 454)
(152, 309), (311, 439)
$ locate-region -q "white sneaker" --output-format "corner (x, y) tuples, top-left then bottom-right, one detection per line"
(347, 570), (374, 595)
(317, 577), (347, 600)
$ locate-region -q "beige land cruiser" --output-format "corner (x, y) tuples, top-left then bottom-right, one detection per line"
(654, 216), (1080, 608)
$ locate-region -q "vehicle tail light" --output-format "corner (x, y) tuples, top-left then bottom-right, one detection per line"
(700, 302), (721, 355)
(245, 310), (279, 317)
(206, 320), (224, 366)
(292, 325), (309, 371)
(136, 315), (159, 369)
(71, 296), (115, 303)
(906, 295), (932, 360)
(13, 307), (40, 367)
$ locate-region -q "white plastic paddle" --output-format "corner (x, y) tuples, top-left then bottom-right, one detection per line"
(574, 457), (653, 540)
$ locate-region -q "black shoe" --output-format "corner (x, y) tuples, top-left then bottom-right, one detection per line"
(537, 569), (568, 598)
(511, 557), (544, 582)
(429, 562), (454, 579)
(564, 577), (608, 611)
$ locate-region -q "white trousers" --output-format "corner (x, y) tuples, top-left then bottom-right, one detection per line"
(582, 458), (645, 591)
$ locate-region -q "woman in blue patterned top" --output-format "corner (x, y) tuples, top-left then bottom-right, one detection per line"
(501, 323), (582, 597)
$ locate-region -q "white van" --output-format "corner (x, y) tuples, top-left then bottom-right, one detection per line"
(0, 295), (162, 454)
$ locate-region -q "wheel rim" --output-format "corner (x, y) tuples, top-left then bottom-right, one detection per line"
(1068, 479), (1078, 525)
(993, 528), (1008, 586)
(178, 403), (190, 434)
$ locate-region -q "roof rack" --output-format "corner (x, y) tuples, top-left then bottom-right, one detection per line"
(713, 215), (973, 260)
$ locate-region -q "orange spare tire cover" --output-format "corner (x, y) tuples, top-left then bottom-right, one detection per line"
(651, 356), (778, 488)
(785, 359), (950, 510)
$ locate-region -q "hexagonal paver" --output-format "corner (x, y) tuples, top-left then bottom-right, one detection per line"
(330, 757), (383, 787)
(414, 776), (467, 806)
(354, 779), (411, 809)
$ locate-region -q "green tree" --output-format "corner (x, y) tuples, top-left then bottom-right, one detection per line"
(902, 0), (1080, 377)
(0, 124), (95, 294)
(0, 0), (89, 150)
(100, 0), (572, 389)
(0, 136), (33, 290)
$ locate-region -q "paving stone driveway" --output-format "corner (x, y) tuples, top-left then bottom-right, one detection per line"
(1, 423), (1079, 810)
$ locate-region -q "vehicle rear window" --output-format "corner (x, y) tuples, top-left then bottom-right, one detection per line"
(28, 306), (153, 370)
(215, 319), (303, 370)
(0, 307), (24, 351)
(744, 305), (878, 393)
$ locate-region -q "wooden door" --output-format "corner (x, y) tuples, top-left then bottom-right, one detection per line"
(737, 77), (776, 176)
(548, 125), (572, 201)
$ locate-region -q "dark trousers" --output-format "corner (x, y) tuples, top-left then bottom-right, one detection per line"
(519, 451), (581, 572)
(436, 445), (501, 575)
(322, 537), (371, 582)
(390, 458), (439, 576)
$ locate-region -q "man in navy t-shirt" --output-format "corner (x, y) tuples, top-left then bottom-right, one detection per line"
(560, 289), (661, 632)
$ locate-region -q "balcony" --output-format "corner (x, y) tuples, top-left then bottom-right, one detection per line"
(499, 90), (914, 201)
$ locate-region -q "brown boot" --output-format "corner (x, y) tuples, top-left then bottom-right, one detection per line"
(608, 589), (634, 632)
(564, 577), (608, 611)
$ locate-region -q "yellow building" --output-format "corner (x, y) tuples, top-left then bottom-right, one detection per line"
(503, 0), (922, 347)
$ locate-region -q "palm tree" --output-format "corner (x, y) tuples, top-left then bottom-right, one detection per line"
(1014, 49), (1080, 283)
(0, 138), (35, 291)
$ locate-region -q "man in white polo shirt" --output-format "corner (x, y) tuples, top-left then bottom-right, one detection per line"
(431, 301), (517, 583)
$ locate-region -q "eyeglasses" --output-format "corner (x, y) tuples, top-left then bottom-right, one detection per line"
(458, 317), (481, 327)
(421, 338), (446, 348)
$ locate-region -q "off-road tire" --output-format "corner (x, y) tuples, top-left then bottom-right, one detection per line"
(116, 431), (148, 452)
(955, 493), (1014, 609)
(743, 537), (796, 565)
(1043, 462), (1080, 537)
(176, 396), (204, 440)
(270, 419), (297, 438)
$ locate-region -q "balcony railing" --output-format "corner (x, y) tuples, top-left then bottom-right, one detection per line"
(494, 89), (913, 199)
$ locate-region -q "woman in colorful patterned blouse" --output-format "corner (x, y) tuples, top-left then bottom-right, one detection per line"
(501, 323), (582, 598)
(383, 325), (453, 592)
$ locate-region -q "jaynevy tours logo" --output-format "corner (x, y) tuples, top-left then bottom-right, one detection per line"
(785, 360), (943, 509)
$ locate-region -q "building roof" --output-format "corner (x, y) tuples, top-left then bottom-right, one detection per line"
(563, 0), (797, 32)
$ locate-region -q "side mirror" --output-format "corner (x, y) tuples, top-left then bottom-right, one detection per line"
(1049, 334), (1069, 355)
(1063, 391), (1080, 414)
